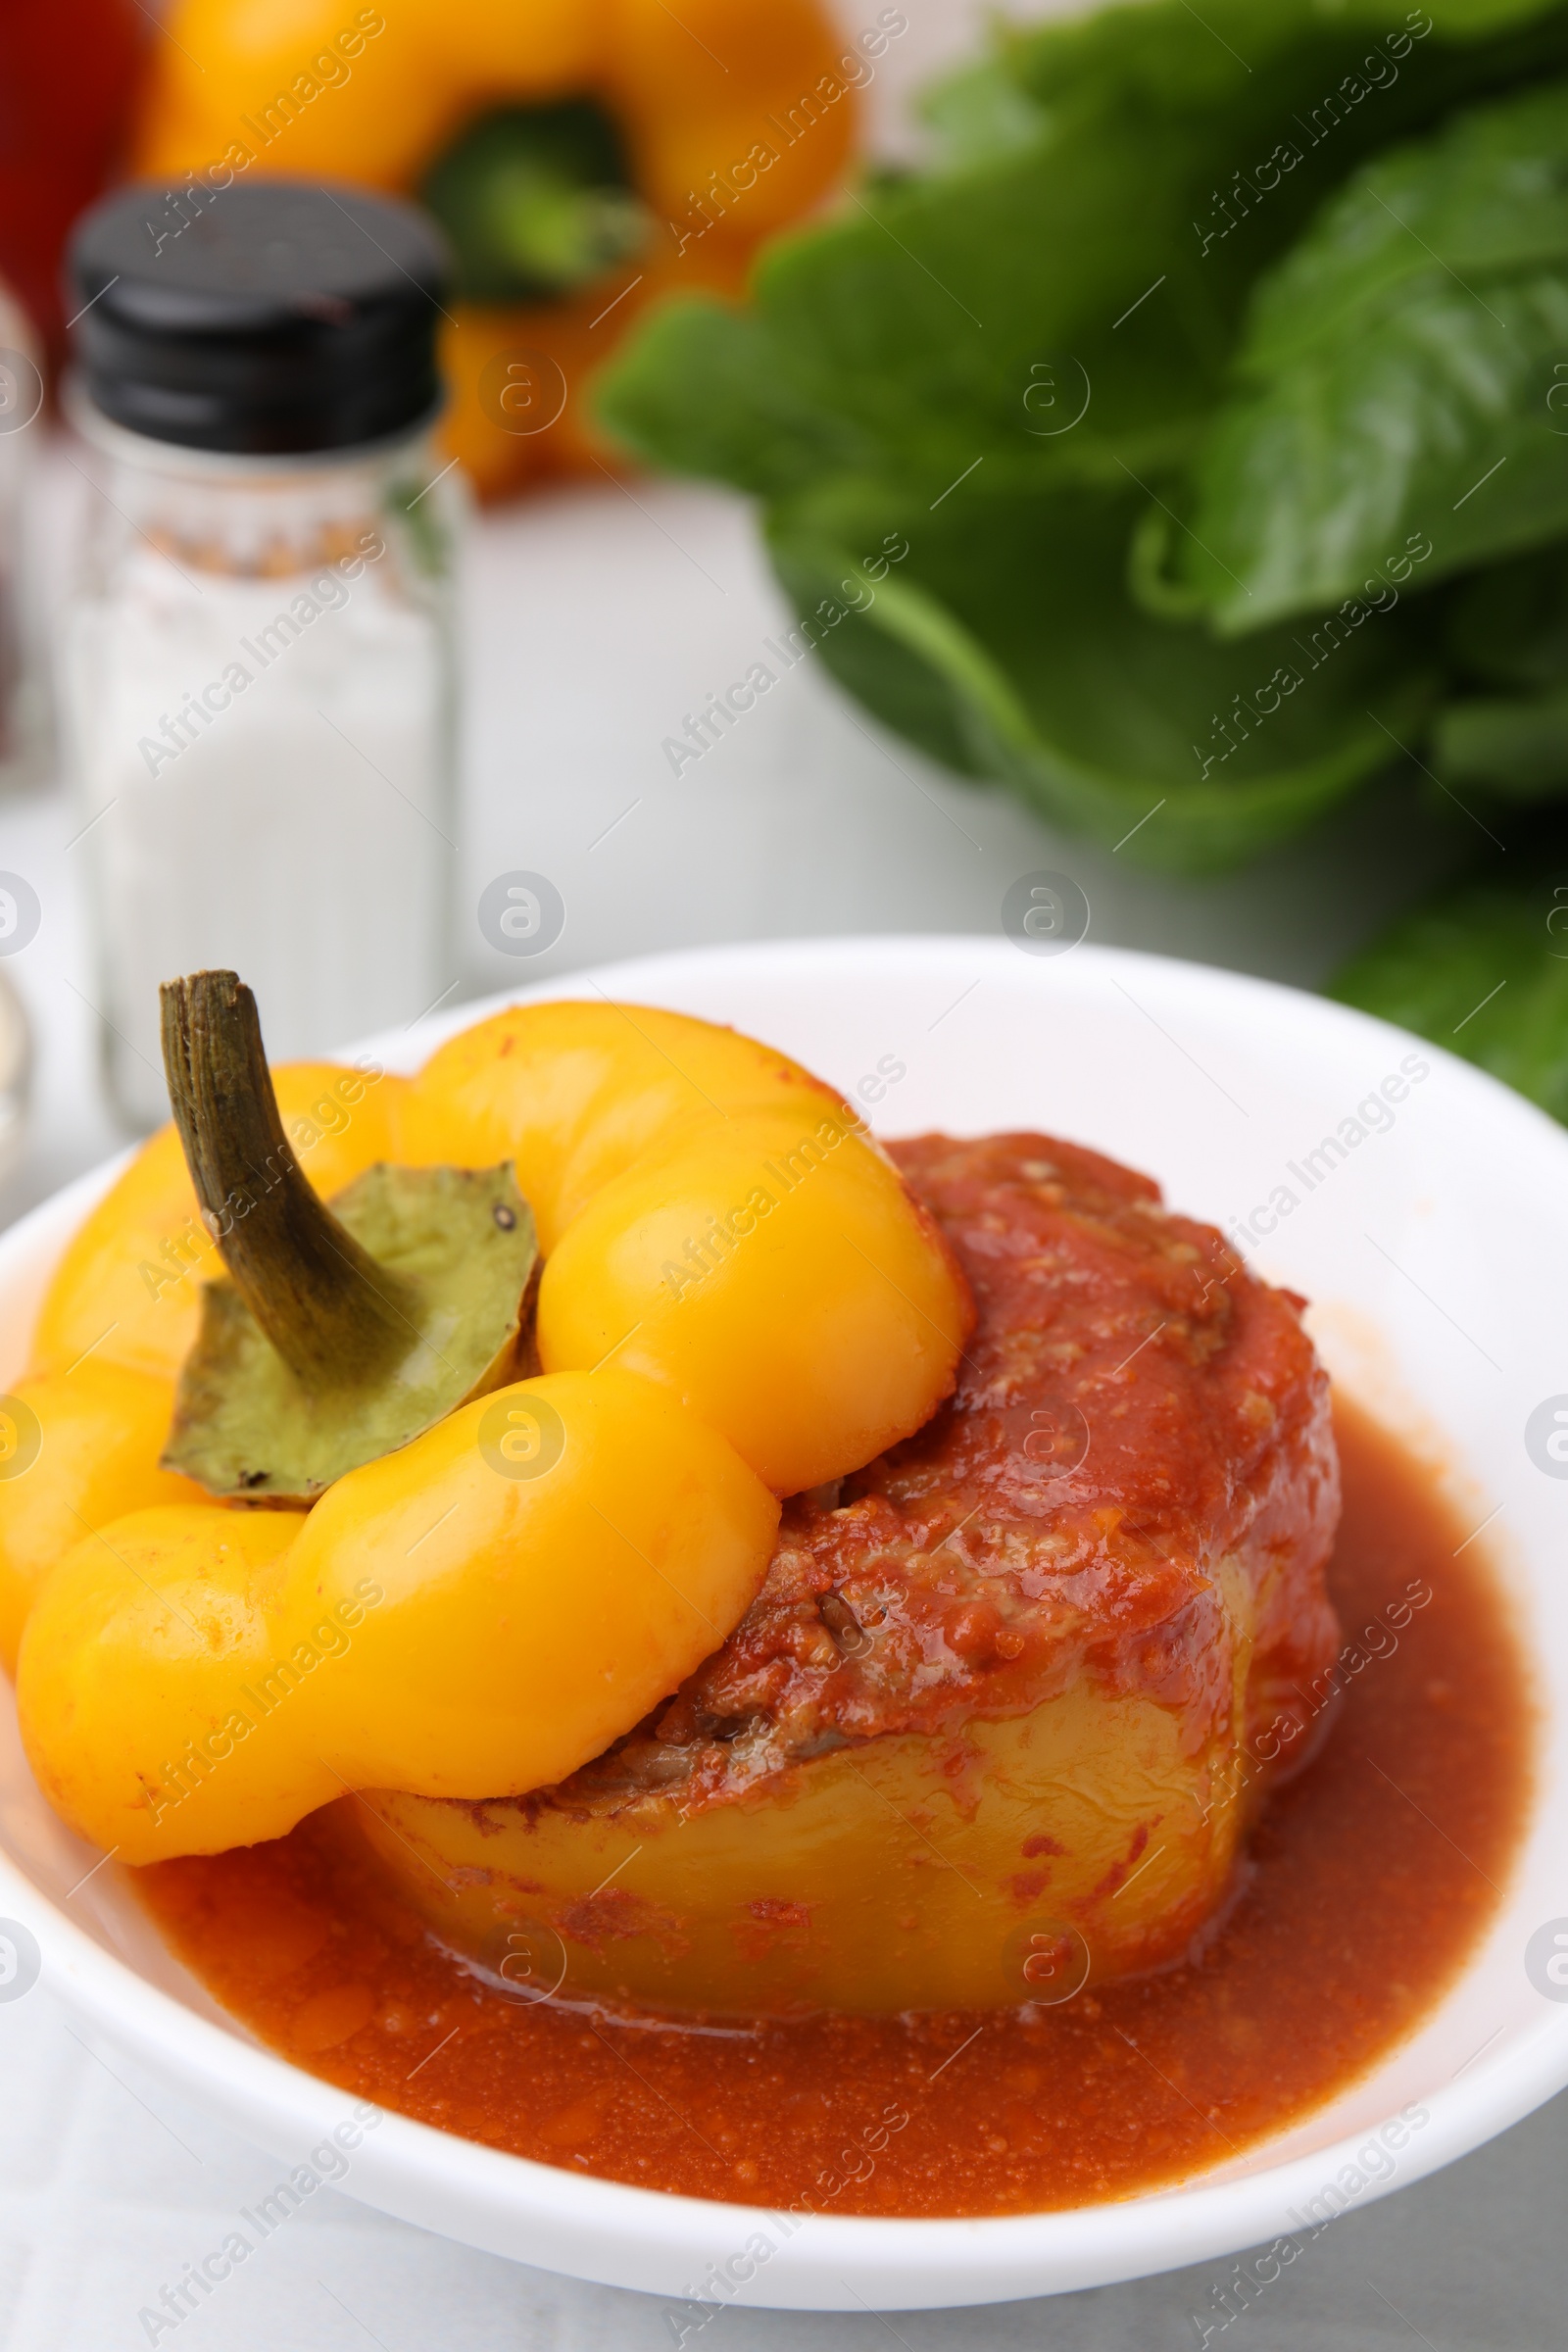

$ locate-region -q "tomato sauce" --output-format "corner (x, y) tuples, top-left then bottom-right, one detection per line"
(136, 1396), (1533, 2217)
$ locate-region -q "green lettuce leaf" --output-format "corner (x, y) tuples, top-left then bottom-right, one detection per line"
(1331, 842), (1568, 1117)
(1183, 78), (1568, 630)
(1379, 0), (1568, 24)
(597, 0), (1568, 868)
(1433, 688), (1568, 797)
(605, 4), (1568, 518)
(922, 1), (1568, 176)
(1445, 542), (1568, 686)
(596, 300), (867, 499)
(1316, 0), (1568, 26)
(764, 480), (1436, 872)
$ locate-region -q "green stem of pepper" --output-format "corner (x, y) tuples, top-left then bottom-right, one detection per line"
(160, 970), (416, 1393)
(419, 98), (652, 305)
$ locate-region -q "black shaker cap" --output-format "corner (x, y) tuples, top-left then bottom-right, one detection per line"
(68, 179), (451, 456)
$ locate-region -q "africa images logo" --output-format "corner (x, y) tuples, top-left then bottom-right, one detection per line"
(1525, 1396), (1568, 1478)
(0, 1919), (40, 2001)
(1526, 1919), (1568, 2002)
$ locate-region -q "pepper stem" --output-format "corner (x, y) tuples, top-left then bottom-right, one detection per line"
(418, 99), (651, 304)
(160, 971), (416, 1392)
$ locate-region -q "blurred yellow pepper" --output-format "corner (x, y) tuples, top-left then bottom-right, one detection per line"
(14, 1000), (971, 1865)
(133, 0), (875, 500)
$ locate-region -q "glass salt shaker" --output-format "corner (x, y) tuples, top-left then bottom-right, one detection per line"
(60, 181), (463, 1128)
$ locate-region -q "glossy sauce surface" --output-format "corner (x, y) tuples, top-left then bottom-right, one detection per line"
(137, 1398), (1532, 2217)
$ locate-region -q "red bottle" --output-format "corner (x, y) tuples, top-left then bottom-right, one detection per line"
(0, 0), (144, 359)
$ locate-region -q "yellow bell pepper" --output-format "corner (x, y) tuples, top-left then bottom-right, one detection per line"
(535, 1102), (963, 1494)
(32, 1058), (407, 1385)
(0, 1363), (206, 1675)
(392, 997), (842, 1248)
(356, 1681), (1243, 2014)
(20, 1374), (774, 1863)
(13, 997), (971, 1867)
(132, 0), (872, 501)
(0, 1058), (405, 1669)
(397, 1001), (967, 1494)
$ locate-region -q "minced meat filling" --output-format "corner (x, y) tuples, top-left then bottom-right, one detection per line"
(555, 1132), (1340, 1814)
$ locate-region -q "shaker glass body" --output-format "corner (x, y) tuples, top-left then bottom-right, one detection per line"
(60, 411), (462, 1126)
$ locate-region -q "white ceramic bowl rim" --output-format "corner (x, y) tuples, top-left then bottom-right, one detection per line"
(2, 934), (1566, 2314)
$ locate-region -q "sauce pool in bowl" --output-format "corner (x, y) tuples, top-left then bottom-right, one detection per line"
(134, 1396), (1532, 2217)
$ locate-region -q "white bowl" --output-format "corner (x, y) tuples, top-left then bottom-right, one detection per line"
(3, 935), (1566, 2313)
